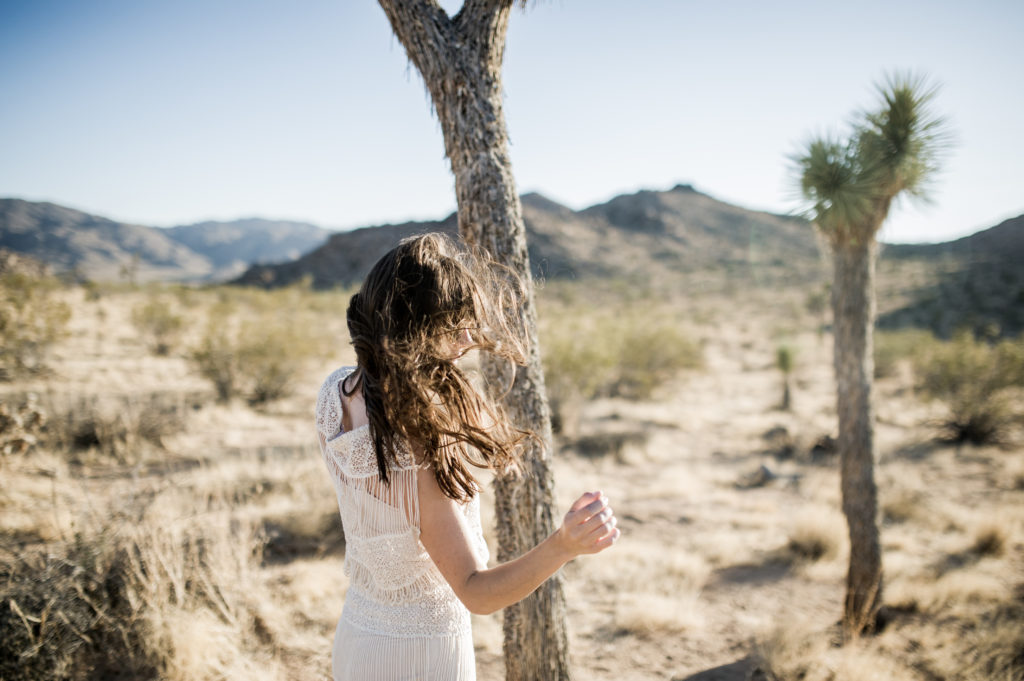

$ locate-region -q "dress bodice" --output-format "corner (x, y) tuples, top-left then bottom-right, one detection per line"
(315, 367), (489, 638)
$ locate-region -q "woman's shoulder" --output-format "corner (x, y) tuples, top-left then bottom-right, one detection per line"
(318, 365), (356, 394)
(315, 366), (357, 438)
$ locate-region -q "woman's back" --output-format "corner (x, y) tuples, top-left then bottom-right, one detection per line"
(315, 233), (619, 680)
(315, 366), (487, 680)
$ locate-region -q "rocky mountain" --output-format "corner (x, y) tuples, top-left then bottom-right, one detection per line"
(0, 199), (330, 283)
(165, 219), (329, 280)
(0, 199), (210, 282)
(6, 191), (1019, 340)
(879, 214), (1024, 338)
(885, 214), (1024, 264)
(234, 185), (822, 289)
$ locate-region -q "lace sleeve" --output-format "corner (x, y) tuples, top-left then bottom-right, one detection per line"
(315, 366), (356, 441)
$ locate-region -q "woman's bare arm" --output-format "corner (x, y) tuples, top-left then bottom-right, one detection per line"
(417, 466), (619, 616)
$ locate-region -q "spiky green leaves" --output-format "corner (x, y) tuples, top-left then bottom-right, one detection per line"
(860, 73), (948, 200)
(795, 135), (879, 245)
(793, 72), (950, 247)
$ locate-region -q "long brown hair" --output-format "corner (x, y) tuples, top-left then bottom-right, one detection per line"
(344, 232), (530, 501)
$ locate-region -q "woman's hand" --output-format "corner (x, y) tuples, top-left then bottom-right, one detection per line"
(556, 491), (620, 557)
(419, 475), (620, 615)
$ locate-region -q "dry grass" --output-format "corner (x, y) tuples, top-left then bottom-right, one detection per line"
(41, 392), (189, 464)
(0, 507), (279, 681)
(969, 519), (1009, 557)
(614, 592), (704, 637)
(785, 509), (846, 563)
(752, 619), (832, 681)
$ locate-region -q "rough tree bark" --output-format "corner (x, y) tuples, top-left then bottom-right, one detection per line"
(832, 239), (882, 638)
(376, 1), (571, 678)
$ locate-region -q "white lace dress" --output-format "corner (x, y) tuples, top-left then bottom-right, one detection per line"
(315, 367), (489, 681)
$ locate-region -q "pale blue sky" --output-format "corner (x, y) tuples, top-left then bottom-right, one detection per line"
(1, 0), (1021, 243)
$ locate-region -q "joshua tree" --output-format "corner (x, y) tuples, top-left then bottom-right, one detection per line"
(776, 343), (794, 410)
(377, 1), (568, 678)
(793, 73), (948, 638)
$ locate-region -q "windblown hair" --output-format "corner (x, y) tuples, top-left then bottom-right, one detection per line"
(345, 232), (531, 502)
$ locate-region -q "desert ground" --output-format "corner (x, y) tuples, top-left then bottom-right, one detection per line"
(1, 268), (1022, 680)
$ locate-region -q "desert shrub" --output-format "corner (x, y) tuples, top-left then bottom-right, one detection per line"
(787, 528), (836, 562)
(614, 321), (702, 398)
(190, 300), (241, 402)
(969, 521), (1007, 557)
(874, 328), (936, 379)
(915, 331), (1024, 444)
(132, 297), (185, 356)
(44, 393), (187, 464)
(0, 513), (273, 681)
(237, 316), (322, 404)
(752, 621), (830, 681)
(541, 302), (702, 432)
(0, 393), (46, 457)
(0, 531), (142, 681)
(190, 298), (326, 405)
(0, 270), (71, 379)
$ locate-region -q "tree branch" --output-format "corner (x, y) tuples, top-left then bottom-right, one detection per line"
(455, 0), (515, 24)
(453, 0), (515, 74)
(377, 0), (455, 83)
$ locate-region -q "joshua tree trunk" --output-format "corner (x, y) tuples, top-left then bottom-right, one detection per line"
(831, 240), (883, 638)
(377, 1), (570, 678)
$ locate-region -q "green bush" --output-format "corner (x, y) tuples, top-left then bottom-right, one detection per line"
(132, 297), (185, 356)
(915, 331), (1024, 444)
(190, 298), (326, 405)
(613, 322), (703, 399)
(540, 302), (702, 433)
(191, 310), (243, 403)
(776, 344), (795, 410)
(237, 317), (321, 405)
(874, 328), (936, 379)
(0, 271), (71, 379)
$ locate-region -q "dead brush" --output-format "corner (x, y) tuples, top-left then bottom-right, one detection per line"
(0, 510), (276, 681)
(969, 521), (1008, 558)
(881, 486), (926, 525)
(785, 511), (845, 563)
(0, 530), (143, 681)
(0, 393), (47, 457)
(751, 620), (831, 681)
(539, 299), (702, 434)
(0, 268), (71, 380)
(913, 598), (1024, 681)
(42, 393), (187, 464)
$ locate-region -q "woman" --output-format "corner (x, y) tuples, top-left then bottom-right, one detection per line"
(315, 232), (619, 681)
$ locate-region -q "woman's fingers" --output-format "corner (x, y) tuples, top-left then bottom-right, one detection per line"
(562, 493), (620, 555)
(568, 490), (603, 513)
(591, 526), (621, 551)
(567, 493), (606, 524)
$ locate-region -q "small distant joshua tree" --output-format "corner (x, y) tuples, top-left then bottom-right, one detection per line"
(776, 343), (794, 410)
(792, 73), (950, 639)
